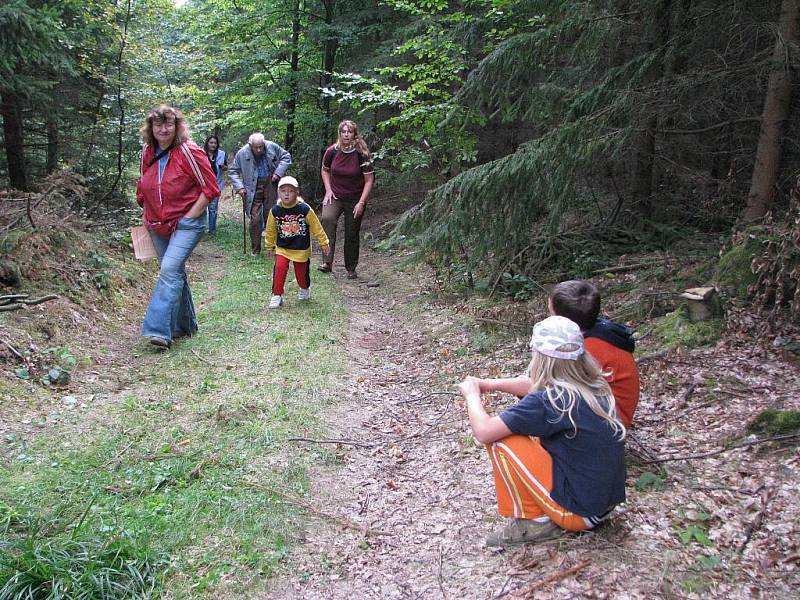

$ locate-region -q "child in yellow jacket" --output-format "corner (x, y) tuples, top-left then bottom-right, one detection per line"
(265, 176), (329, 308)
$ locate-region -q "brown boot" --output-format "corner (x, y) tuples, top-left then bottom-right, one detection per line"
(485, 519), (564, 547)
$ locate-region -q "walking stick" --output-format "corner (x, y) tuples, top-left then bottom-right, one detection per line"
(236, 187), (247, 255)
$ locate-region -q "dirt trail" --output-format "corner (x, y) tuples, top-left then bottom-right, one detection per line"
(260, 201), (800, 599)
(261, 220), (514, 599)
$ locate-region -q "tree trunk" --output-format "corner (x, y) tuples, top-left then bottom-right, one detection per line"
(742, 0), (800, 223)
(631, 0), (672, 219)
(321, 0), (337, 138)
(46, 113), (59, 174)
(314, 0), (337, 198)
(1, 92), (29, 191)
(284, 0), (301, 153)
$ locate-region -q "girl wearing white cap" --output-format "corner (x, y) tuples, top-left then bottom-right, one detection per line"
(265, 176), (329, 308)
(458, 315), (626, 546)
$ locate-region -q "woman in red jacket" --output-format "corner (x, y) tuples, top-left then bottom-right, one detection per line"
(136, 105), (219, 349)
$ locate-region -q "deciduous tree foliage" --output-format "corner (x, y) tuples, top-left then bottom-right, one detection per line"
(1, 0), (797, 295)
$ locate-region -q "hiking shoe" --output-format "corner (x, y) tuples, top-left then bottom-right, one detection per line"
(298, 288), (311, 301)
(268, 295), (284, 309)
(317, 263), (332, 273)
(148, 336), (171, 349)
(485, 519), (564, 547)
(346, 270), (358, 279)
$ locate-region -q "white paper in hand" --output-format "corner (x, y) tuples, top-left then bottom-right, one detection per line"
(131, 226), (157, 260)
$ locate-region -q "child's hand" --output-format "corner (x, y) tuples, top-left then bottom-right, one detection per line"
(266, 249), (274, 258)
(458, 376), (482, 399)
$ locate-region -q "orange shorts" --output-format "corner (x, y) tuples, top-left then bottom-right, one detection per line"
(487, 434), (601, 531)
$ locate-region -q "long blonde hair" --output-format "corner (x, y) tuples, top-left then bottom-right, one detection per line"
(336, 120), (370, 156)
(527, 351), (625, 439)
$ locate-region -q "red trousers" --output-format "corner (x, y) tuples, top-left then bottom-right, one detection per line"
(272, 255), (310, 295)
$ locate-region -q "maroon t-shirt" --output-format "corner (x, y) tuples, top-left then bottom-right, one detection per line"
(322, 145), (374, 201)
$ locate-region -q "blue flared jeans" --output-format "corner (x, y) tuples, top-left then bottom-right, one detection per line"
(141, 215), (206, 343)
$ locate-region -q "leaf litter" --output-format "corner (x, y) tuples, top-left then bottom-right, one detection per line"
(259, 212), (800, 599)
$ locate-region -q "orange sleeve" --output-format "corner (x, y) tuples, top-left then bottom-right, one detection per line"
(585, 338), (640, 428)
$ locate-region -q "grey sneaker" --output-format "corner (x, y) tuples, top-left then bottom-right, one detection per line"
(268, 295), (284, 309)
(298, 288), (311, 301)
(485, 519), (564, 547)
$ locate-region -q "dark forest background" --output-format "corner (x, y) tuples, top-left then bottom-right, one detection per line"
(2, 0), (799, 315)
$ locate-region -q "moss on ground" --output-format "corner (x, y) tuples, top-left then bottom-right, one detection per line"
(748, 409), (800, 436)
(715, 228), (765, 297)
(650, 307), (725, 349)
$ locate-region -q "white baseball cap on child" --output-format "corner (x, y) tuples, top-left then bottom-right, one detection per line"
(277, 176), (299, 189)
(530, 315), (584, 360)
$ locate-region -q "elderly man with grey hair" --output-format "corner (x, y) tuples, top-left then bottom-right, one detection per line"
(229, 133), (292, 255)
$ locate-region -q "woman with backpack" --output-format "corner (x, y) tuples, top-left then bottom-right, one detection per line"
(318, 120), (375, 279)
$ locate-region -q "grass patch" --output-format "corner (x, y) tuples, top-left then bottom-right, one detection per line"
(0, 526), (165, 599)
(0, 218), (348, 598)
(650, 307), (724, 350)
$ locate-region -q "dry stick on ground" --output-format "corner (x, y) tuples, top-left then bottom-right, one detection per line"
(239, 479), (393, 537)
(2, 183), (59, 233)
(643, 433), (800, 464)
(591, 260), (667, 275)
(0, 294), (59, 312)
(396, 390), (462, 405)
(670, 393), (734, 421)
(438, 543), (448, 600)
(678, 383), (697, 407)
(189, 348), (241, 370)
(398, 397), (457, 443)
(287, 436), (376, 449)
(0, 338), (26, 362)
(739, 487), (774, 553)
(512, 560), (591, 598)
(190, 349), (215, 366)
(99, 440), (136, 469)
(490, 576), (515, 600)
(626, 431), (659, 461)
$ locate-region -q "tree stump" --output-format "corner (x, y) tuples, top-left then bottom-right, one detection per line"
(680, 287), (723, 322)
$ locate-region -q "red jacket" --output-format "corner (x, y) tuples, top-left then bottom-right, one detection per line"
(585, 337), (640, 428)
(136, 141), (219, 237)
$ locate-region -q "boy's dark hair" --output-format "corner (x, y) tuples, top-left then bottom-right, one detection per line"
(550, 280), (600, 331)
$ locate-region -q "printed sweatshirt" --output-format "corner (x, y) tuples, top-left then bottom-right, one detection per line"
(265, 198), (329, 262)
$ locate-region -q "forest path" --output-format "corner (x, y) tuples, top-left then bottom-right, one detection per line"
(258, 202), (516, 600)
(257, 196), (800, 599)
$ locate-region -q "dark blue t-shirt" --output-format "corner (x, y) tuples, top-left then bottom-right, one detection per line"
(499, 389), (626, 517)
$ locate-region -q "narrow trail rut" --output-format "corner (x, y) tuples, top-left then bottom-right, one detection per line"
(261, 245), (512, 600)
(256, 199), (548, 600)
